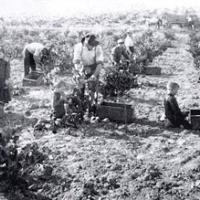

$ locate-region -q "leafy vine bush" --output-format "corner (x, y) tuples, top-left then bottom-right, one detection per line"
(102, 30), (172, 96)
(163, 30), (176, 41)
(0, 26), (76, 71)
(0, 19), (171, 75)
(0, 127), (53, 199)
(102, 67), (138, 97)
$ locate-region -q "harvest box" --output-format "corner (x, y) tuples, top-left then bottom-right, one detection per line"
(129, 64), (144, 74)
(23, 71), (44, 87)
(189, 109), (200, 130)
(144, 67), (161, 75)
(97, 101), (134, 123)
(129, 65), (161, 75)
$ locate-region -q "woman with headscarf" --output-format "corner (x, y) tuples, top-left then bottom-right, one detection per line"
(73, 34), (104, 114)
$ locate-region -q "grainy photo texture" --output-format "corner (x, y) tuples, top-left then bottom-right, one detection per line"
(0, 0), (200, 199)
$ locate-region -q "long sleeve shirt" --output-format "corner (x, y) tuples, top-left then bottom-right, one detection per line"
(164, 94), (184, 122)
(111, 46), (129, 64)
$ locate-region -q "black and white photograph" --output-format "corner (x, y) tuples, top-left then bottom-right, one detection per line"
(1, 0), (200, 199)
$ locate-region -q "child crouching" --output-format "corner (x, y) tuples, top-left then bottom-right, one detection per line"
(53, 90), (66, 118)
(51, 81), (84, 133)
(51, 88), (67, 133)
(51, 79), (71, 133)
(164, 81), (192, 129)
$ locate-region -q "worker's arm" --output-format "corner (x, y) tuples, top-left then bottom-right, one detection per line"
(73, 43), (84, 73)
(92, 45), (104, 78)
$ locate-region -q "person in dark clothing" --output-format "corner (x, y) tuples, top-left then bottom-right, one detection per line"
(111, 39), (130, 66)
(164, 82), (192, 129)
(53, 91), (66, 119)
(51, 90), (66, 134)
(157, 18), (163, 29)
(0, 50), (11, 118)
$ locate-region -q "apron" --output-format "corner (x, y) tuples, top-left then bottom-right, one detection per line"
(82, 46), (97, 79)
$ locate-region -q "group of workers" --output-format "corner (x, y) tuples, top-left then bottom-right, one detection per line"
(0, 31), (193, 130)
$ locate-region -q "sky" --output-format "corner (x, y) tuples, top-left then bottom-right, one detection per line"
(0, 0), (200, 18)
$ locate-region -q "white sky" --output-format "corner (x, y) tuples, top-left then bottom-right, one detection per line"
(0, 0), (200, 17)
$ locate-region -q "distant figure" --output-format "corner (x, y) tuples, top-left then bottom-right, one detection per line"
(164, 82), (192, 129)
(147, 17), (161, 29)
(22, 42), (52, 77)
(157, 18), (163, 29)
(125, 31), (135, 56)
(0, 49), (11, 117)
(187, 16), (194, 30)
(111, 39), (130, 66)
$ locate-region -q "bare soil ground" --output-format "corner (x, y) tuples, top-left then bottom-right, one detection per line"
(2, 31), (200, 200)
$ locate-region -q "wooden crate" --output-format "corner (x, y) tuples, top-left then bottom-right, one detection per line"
(129, 64), (144, 74)
(97, 101), (134, 123)
(144, 67), (161, 75)
(189, 109), (200, 130)
(23, 71), (44, 87)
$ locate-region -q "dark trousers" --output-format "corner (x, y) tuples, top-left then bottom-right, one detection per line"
(129, 46), (134, 54)
(165, 116), (192, 130)
(0, 86), (11, 103)
(24, 49), (36, 76)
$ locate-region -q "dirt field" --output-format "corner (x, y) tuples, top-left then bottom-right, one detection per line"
(1, 30), (200, 200)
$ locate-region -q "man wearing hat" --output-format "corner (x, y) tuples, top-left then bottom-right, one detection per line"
(111, 39), (130, 66)
(73, 34), (104, 113)
(22, 42), (53, 77)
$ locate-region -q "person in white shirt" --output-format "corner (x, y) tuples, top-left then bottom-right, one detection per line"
(73, 34), (104, 112)
(124, 31), (134, 56)
(22, 42), (51, 77)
